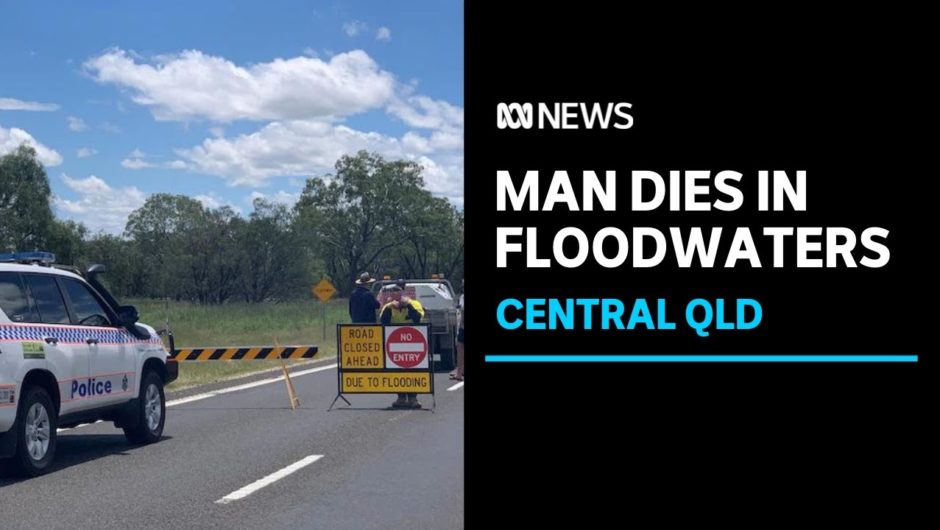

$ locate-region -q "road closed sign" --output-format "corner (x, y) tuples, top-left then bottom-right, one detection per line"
(335, 324), (434, 398)
(385, 326), (429, 369)
(339, 325), (383, 368)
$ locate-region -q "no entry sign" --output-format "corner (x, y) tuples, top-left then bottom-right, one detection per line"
(385, 326), (429, 369)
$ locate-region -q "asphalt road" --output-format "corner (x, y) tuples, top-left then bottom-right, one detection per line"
(0, 360), (464, 529)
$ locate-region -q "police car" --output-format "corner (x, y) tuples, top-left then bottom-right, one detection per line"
(0, 252), (177, 476)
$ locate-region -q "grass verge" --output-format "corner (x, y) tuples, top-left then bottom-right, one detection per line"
(130, 298), (349, 390)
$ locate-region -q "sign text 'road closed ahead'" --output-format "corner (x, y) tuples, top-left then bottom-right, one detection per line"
(339, 325), (383, 368)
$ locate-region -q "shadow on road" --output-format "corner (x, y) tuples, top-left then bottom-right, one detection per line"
(331, 407), (435, 412)
(169, 406), (433, 412)
(169, 406), (311, 411)
(0, 434), (174, 486)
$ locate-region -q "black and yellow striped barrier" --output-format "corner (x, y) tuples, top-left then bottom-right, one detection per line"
(170, 346), (319, 361)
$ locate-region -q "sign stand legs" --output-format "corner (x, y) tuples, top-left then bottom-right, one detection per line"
(328, 393), (352, 411)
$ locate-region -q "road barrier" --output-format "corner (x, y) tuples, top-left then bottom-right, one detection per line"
(167, 344), (317, 409)
(170, 346), (319, 361)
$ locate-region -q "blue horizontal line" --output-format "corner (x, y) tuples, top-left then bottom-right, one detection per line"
(485, 355), (919, 363)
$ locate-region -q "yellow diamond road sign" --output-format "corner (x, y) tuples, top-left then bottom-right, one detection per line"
(312, 278), (337, 302)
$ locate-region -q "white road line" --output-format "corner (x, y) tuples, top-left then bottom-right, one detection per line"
(55, 363), (338, 432)
(216, 455), (324, 505)
(447, 381), (464, 391)
(167, 363), (337, 407)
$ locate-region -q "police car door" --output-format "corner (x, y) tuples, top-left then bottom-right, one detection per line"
(59, 277), (130, 408)
(20, 273), (92, 415)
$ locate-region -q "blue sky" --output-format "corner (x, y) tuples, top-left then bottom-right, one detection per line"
(0, 0), (463, 233)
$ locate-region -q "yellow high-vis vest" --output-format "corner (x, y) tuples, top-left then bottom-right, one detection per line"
(381, 299), (425, 324)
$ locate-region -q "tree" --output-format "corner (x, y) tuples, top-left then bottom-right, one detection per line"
(47, 219), (89, 266)
(1, 147), (464, 304)
(124, 194), (207, 300)
(82, 233), (136, 297)
(396, 196), (464, 281)
(0, 145), (56, 251)
(237, 199), (304, 302)
(293, 151), (425, 295)
(202, 207), (242, 304)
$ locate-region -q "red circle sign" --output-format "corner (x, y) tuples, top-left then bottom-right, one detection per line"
(385, 327), (428, 368)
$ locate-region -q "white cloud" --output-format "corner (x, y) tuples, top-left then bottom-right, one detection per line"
(100, 122), (121, 133)
(76, 147), (97, 158)
(84, 48), (395, 122)
(383, 92), (463, 152)
(343, 20), (367, 37)
(177, 120), (403, 186)
(67, 116), (87, 131)
(414, 154), (464, 201)
(0, 97), (59, 111)
(402, 130), (463, 154)
(387, 95), (463, 132)
(121, 148), (188, 170)
(302, 47), (319, 58)
(248, 190), (300, 208)
(0, 124), (63, 166)
(121, 158), (154, 169)
(401, 132), (432, 154)
(84, 47), (464, 205)
(376, 27), (392, 42)
(121, 147), (155, 169)
(54, 175), (146, 234)
(174, 119), (463, 203)
(194, 193), (223, 209)
(195, 192), (241, 213)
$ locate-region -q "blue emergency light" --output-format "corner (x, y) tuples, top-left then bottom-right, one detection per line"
(0, 251), (57, 265)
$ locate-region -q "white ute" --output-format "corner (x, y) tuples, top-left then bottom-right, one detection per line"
(0, 252), (178, 476)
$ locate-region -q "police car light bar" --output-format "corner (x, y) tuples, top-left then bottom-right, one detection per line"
(0, 251), (57, 265)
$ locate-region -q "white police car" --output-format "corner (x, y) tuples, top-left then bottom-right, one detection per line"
(0, 252), (177, 476)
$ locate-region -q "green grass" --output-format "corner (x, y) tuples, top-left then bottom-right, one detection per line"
(129, 298), (349, 390)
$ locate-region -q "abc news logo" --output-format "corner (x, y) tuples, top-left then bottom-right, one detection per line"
(496, 102), (633, 130)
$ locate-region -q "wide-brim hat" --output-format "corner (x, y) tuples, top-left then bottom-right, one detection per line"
(356, 272), (377, 285)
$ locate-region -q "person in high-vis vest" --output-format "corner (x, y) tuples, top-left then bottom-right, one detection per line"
(380, 283), (425, 409)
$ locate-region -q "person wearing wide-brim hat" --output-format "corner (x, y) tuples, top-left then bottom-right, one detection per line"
(349, 272), (380, 324)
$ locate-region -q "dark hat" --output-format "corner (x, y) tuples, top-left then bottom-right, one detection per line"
(395, 278), (406, 288)
(356, 272), (376, 285)
(383, 284), (403, 292)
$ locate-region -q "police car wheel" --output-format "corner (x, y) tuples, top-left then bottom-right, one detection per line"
(15, 386), (57, 476)
(124, 371), (165, 444)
